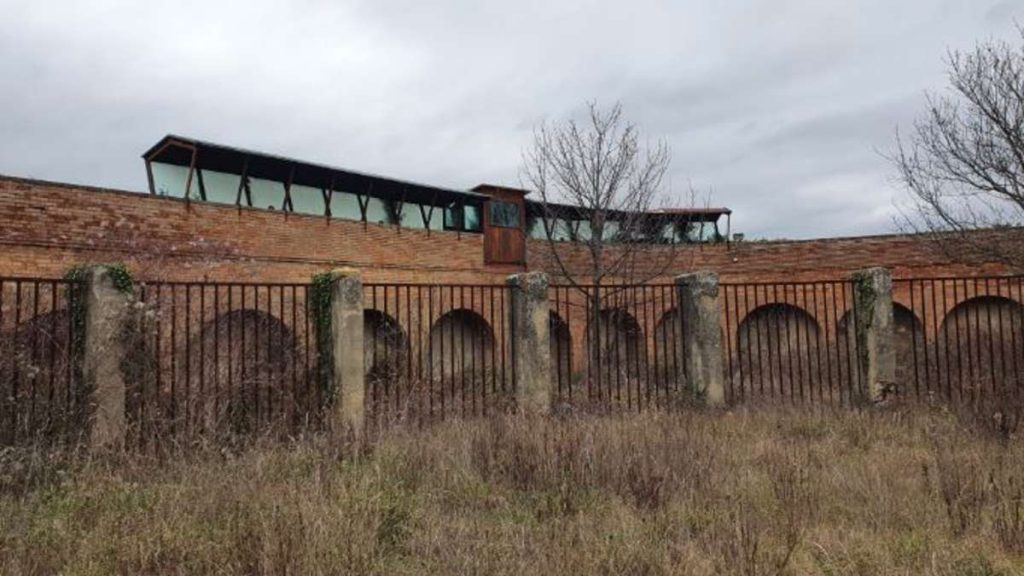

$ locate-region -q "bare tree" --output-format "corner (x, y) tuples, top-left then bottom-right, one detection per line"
(521, 101), (706, 287)
(893, 28), (1024, 268)
(521, 102), (706, 394)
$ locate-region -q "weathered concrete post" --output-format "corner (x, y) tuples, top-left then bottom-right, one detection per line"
(329, 268), (366, 433)
(852, 267), (896, 404)
(82, 266), (133, 449)
(507, 272), (552, 414)
(675, 271), (726, 406)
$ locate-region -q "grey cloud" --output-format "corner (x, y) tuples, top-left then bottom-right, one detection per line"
(0, 0), (1020, 239)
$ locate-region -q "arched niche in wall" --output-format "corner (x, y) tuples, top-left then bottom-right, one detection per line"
(735, 303), (821, 402)
(938, 296), (1024, 401)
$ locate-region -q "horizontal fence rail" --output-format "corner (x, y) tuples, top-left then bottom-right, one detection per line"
(0, 277), (83, 445)
(894, 276), (1024, 406)
(549, 284), (686, 411)
(721, 281), (863, 405)
(362, 283), (515, 423)
(132, 282), (321, 444)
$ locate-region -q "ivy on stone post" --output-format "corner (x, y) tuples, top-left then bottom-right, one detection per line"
(852, 267), (896, 404)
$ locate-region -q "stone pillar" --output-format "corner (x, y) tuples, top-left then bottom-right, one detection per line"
(330, 268), (366, 432)
(82, 266), (133, 449)
(508, 272), (552, 413)
(852, 267), (896, 404)
(675, 272), (726, 406)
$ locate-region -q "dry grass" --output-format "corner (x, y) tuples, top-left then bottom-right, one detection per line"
(2, 405), (1024, 575)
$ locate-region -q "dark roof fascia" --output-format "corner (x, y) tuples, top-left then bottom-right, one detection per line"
(523, 199), (729, 223)
(142, 134), (487, 207)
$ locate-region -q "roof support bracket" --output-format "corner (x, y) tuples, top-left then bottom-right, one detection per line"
(235, 156), (250, 208)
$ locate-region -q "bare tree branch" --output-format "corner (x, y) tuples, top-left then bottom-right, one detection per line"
(891, 28), (1024, 268)
(522, 101), (699, 294)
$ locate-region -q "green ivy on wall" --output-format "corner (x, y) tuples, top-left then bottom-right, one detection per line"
(310, 271), (339, 407)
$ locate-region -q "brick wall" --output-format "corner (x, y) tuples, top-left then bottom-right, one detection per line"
(526, 234), (1016, 284)
(0, 176), (523, 284)
(3, 175), (1018, 284)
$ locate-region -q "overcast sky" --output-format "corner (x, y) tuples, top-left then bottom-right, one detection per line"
(1, 1), (1022, 239)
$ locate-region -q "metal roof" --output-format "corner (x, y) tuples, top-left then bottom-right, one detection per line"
(524, 199), (730, 222)
(143, 135), (487, 207)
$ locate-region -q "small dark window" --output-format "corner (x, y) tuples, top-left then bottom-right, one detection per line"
(489, 201), (520, 228)
(444, 203), (463, 230)
(444, 202), (484, 232)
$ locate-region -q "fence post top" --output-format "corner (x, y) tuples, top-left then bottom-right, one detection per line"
(853, 266), (891, 278)
(330, 267), (362, 283)
(506, 271), (549, 295)
(852, 267), (892, 289)
(674, 271), (719, 287)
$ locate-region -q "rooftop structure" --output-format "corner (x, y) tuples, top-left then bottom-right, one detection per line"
(143, 135), (732, 264)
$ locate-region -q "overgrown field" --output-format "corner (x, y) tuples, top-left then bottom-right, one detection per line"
(2, 406), (1024, 575)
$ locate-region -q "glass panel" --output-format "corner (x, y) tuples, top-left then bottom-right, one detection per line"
(681, 221), (704, 243)
(528, 217), (546, 239)
(151, 162), (194, 198)
(429, 207), (444, 230)
(200, 169), (241, 205)
(331, 192), (362, 221)
(701, 222), (720, 242)
(444, 203), (463, 230)
(365, 197), (390, 224)
(400, 204), (422, 229)
(405, 201), (442, 228)
(465, 204), (482, 231)
(662, 223), (681, 244)
(249, 178), (285, 210)
(576, 220), (592, 241)
(489, 201), (520, 228)
(527, 217), (573, 241)
(290, 184), (324, 216)
(400, 203), (444, 230)
(601, 221), (620, 242)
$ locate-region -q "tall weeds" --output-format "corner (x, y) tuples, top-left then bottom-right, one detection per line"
(1, 406), (1023, 575)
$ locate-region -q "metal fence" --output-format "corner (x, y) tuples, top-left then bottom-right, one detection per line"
(131, 282), (321, 443)
(0, 277), (83, 445)
(362, 283), (515, 422)
(721, 281), (863, 405)
(893, 276), (1024, 405)
(549, 283), (686, 411)
(7, 272), (1024, 445)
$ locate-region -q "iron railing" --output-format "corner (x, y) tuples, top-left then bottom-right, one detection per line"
(7, 272), (1024, 444)
(0, 277), (83, 445)
(893, 276), (1024, 405)
(132, 282), (321, 443)
(720, 281), (863, 405)
(549, 283), (686, 411)
(362, 283), (515, 422)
